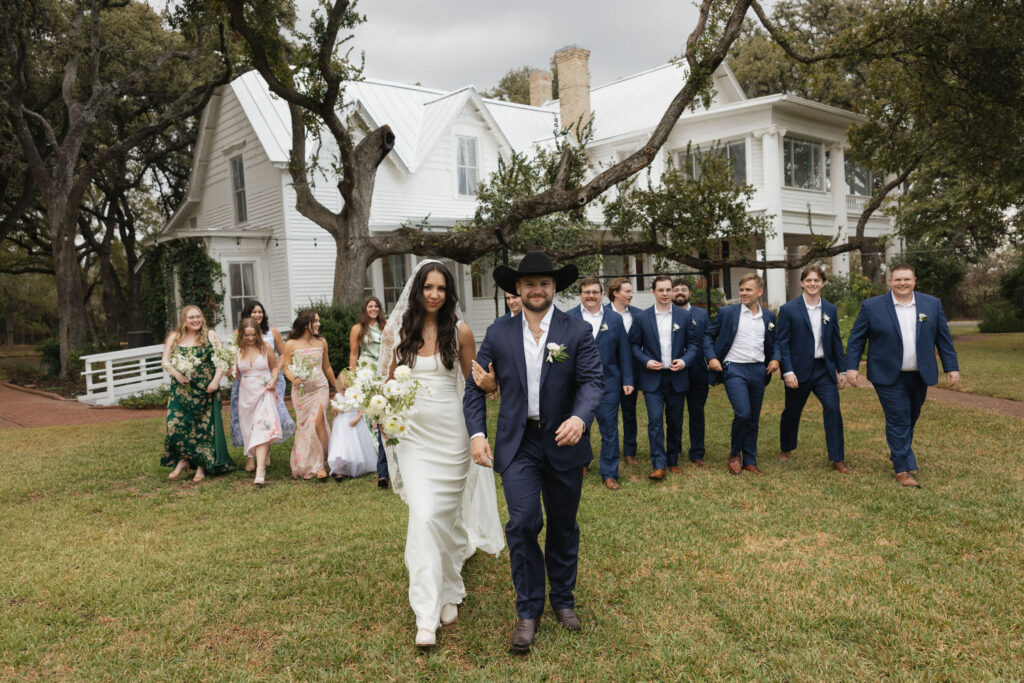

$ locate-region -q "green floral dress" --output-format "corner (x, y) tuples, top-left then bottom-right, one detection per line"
(162, 344), (235, 474)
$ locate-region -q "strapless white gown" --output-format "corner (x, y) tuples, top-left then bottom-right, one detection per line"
(394, 353), (504, 630)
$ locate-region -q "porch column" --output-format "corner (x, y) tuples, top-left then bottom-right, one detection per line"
(830, 143), (850, 278)
(759, 125), (787, 308)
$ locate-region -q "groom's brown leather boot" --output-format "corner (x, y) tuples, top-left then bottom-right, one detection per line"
(510, 617), (540, 653)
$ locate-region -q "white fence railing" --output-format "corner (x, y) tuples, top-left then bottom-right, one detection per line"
(79, 344), (167, 406)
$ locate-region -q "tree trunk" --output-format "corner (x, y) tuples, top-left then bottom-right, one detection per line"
(51, 211), (89, 379)
(333, 230), (376, 307)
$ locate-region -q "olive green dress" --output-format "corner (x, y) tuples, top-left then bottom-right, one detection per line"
(162, 345), (235, 474)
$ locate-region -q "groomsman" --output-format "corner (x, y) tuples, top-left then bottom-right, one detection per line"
(776, 266), (850, 473)
(632, 275), (696, 480)
(672, 278), (710, 466)
(846, 263), (959, 488)
(607, 276), (643, 465)
(567, 277), (634, 490)
(704, 273), (780, 474)
(495, 291), (522, 323)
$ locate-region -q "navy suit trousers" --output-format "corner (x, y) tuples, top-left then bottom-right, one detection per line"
(643, 372), (685, 470)
(681, 383), (708, 461)
(595, 391), (623, 479)
(723, 362), (767, 466)
(500, 427), (584, 619)
(376, 430), (389, 480)
(619, 386), (638, 457)
(873, 371), (928, 473)
(780, 359), (845, 462)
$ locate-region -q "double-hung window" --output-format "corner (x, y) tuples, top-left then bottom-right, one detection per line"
(229, 262), (257, 326)
(457, 137), (478, 196)
(783, 137), (824, 190)
(230, 155), (247, 223)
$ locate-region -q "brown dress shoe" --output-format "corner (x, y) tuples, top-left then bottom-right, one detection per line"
(649, 469), (666, 481)
(553, 607), (581, 632)
(728, 455), (742, 475)
(831, 461), (851, 474)
(778, 450), (793, 461)
(583, 466), (588, 476)
(510, 617), (540, 653)
(623, 455), (639, 465)
(895, 472), (921, 488)
(604, 478), (620, 490)
(691, 459), (705, 467)
(668, 465), (683, 475)
(742, 464), (763, 474)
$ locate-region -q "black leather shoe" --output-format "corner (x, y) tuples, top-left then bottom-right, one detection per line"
(377, 477), (390, 489)
(553, 607), (581, 632)
(510, 617), (540, 653)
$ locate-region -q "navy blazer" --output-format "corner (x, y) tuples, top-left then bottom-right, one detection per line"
(845, 292), (958, 386)
(703, 303), (779, 386)
(680, 305), (711, 386)
(464, 307), (605, 473)
(777, 296), (845, 383)
(566, 305), (634, 393)
(609, 303), (644, 382)
(630, 305), (697, 393)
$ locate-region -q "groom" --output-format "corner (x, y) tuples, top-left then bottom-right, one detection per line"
(464, 251), (604, 653)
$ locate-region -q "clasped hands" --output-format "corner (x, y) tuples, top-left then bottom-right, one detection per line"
(706, 358), (779, 377)
(646, 359), (685, 371)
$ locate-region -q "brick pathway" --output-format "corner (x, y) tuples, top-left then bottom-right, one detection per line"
(0, 383), (164, 430)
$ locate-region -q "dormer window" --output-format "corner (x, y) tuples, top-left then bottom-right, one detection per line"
(230, 155), (247, 223)
(457, 137), (478, 196)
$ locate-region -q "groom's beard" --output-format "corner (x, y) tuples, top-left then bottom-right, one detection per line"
(522, 294), (553, 313)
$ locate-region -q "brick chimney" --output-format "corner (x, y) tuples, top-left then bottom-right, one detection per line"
(528, 69), (553, 107)
(553, 45), (591, 135)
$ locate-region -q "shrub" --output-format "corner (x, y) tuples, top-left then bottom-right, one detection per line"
(302, 300), (362, 374)
(979, 301), (1024, 333)
(118, 387), (170, 409)
(822, 271), (883, 305)
(36, 338), (61, 377)
(37, 339), (118, 378)
(1, 361), (42, 384)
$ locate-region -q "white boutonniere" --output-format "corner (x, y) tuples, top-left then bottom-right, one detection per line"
(918, 313), (928, 323)
(692, 318), (697, 325)
(768, 322), (775, 331)
(600, 323), (609, 333)
(823, 314), (830, 324)
(672, 323), (680, 332)
(546, 343), (569, 363)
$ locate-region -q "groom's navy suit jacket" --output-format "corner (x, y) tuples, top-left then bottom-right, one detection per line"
(845, 292), (958, 386)
(777, 296), (845, 383)
(464, 307), (604, 474)
(565, 305), (633, 394)
(703, 303), (779, 386)
(630, 305), (697, 393)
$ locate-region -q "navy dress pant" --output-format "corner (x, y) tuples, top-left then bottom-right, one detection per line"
(873, 371), (928, 473)
(376, 430), (390, 480)
(595, 390), (623, 480)
(682, 383), (708, 462)
(500, 427), (584, 619)
(723, 362), (767, 466)
(619, 385), (638, 458)
(780, 359), (845, 462)
(642, 372), (685, 470)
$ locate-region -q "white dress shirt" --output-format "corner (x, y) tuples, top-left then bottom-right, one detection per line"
(893, 293), (918, 371)
(522, 305), (553, 419)
(579, 304), (603, 339)
(612, 304), (632, 333)
(783, 296), (824, 379)
(724, 305), (766, 364)
(654, 305), (674, 366)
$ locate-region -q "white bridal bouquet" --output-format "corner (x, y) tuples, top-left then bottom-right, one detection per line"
(212, 341), (238, 379)
(333, 362), (428, 446)
(168, 349), (201, 381)
(288, 353), (316, 397)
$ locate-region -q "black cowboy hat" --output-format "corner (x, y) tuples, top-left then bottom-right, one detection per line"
(493, 251), (579, 294)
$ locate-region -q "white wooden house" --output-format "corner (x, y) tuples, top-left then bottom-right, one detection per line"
(158, 45), (894, 342)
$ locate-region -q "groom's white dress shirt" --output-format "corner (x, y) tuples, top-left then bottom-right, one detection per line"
(523, 306), (553, 419)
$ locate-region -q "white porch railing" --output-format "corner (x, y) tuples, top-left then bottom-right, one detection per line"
(79, 344), (168, 406)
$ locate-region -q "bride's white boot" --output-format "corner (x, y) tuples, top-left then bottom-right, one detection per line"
(415, 628), (436, 648)
(440, 603), (458, 626)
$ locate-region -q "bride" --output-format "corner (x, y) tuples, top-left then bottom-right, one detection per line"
(379, 259), (504, 649)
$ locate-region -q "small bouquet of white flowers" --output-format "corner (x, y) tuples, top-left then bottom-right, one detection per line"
(168, 349), (200, 382)
(288, 353), (316, 397)
(212, 341), (238, 378)
(333, 362), (427, 446)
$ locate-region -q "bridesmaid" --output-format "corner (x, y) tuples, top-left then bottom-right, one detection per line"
(230, 301), (295, 468)
(348, 295), (391, 488)
(161, 305), (235, 482)
(235, 317), (283, 486)
(281, 309), (335, 480)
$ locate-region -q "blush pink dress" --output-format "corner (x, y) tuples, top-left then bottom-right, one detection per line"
(236, 351), (283, 457)
(289, 346), (331, 478)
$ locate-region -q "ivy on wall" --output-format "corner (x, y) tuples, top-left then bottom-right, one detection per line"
(141, 239), (225, 338)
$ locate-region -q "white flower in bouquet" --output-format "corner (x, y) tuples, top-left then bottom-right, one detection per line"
(338, 363), (427, 445)
(169, 350), (200, 381)
(288, 353), (316, 397)
(382, 379), (407, 399)
(341, 387), (364, 412)
(367, 394), (388, 418)
(356, 366), (376, 384)
(393, 365), (413, 382)
(381, 413), (407, 440)
(212, 342), (238, 378)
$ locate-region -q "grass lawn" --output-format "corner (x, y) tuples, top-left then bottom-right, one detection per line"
(946, 332), (1024, 401)
(2, 383), (1024, 680)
